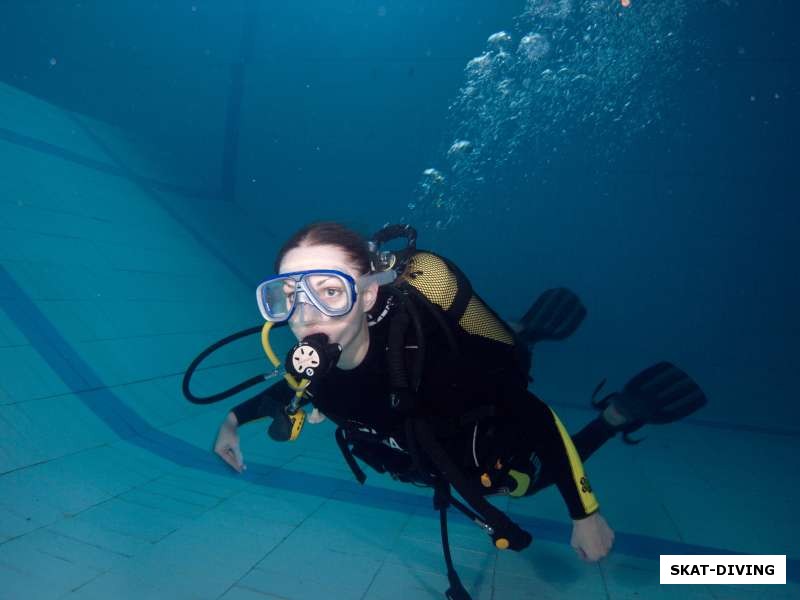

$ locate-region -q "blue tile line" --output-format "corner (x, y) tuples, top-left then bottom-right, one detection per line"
(2, 266), (797, 583)
(0, 126), (214, 202)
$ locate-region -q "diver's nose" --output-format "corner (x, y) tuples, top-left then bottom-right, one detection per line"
(293, 296), (324, 324)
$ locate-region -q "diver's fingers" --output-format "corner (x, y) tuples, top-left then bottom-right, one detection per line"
(574, 545), (590, 562)
(215, 444), (243, 473)
(580, 545), (602, 562)
(307, 407), (326, 424)
(231, 444), (246, 471)
(583, 540), (612, 563)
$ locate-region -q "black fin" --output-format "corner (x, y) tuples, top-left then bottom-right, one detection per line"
(606, 362), (708, 444)
(518, 287), (587, 345)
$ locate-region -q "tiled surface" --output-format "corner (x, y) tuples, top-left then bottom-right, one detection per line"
(4, 415), (795, 599)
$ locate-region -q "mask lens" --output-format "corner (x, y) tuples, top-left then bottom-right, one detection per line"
(262, 278), (294, 320)
(305, 274), (350, 312)
(258, 270), (356, 321)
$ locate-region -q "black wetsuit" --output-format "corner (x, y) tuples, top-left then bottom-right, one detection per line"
(232, 286), (615, 521)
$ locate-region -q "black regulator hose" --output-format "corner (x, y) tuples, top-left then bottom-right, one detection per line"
(182, 324), (283, 404)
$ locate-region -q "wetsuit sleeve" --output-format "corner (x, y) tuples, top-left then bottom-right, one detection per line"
(510, 391), (599, 520)
(231, 379), (293, 425)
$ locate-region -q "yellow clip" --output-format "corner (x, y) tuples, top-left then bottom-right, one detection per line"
(480, 473), (492, 488)
(288, 409), (305, 441)
(508, 469), (531, 498)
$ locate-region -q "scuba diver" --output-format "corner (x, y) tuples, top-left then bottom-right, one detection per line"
(183, 221), (707, 600)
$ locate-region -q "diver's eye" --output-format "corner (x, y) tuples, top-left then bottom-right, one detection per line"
(323, 287), (343, 297)
(281, 285), (296, 304)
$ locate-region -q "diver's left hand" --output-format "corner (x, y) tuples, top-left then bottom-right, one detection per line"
(307, 407), (326, 424)
(571, 512), (614, 562)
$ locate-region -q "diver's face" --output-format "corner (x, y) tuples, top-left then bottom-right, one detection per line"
(278, 244), (376, 351)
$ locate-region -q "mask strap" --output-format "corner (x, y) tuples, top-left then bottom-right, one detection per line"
(360, 269), (397, 289)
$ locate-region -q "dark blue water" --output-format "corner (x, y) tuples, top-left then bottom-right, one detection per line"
(2, 1), (797, 426)
(1, 0), (797, 444)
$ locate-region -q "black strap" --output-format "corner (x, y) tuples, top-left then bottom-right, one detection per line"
(409, 417), (532, 551)
(387, 306), (412, 389)
(336, 419), (527, 600)
(383, 286), (428, 413)
(403, 285), (458, 357)
(434, 482), (472, 600)
(335, 427), (366, 484)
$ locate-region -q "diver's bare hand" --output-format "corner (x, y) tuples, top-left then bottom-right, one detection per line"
(214, 412), (246, 473)
(571, 512), (614, 562)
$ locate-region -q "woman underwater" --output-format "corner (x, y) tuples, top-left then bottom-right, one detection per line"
(208, 221), (706, 595)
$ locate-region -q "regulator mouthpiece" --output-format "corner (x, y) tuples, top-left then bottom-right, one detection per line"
(285, 333), (342, 382)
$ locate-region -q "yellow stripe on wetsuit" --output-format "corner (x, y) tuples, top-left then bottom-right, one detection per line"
(549, 407), (599, 516)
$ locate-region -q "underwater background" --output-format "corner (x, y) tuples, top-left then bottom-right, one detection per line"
(0, 1), (797, 598)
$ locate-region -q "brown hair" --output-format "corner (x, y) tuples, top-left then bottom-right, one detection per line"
(274, 221), (372, 274)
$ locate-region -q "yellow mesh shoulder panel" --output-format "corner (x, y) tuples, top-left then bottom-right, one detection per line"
(400, 252), (515, 345)
(548, 407), (600, 516)
(399, 252), (458, 310)
(459, 296), (515, 345)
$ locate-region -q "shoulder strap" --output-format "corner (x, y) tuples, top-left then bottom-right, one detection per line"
(382, 283), (459, 413)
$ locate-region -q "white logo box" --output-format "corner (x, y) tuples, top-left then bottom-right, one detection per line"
(660, 555), (786, 585)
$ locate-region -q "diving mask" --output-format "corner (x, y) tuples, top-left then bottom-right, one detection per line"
(256, 269), (395, 322)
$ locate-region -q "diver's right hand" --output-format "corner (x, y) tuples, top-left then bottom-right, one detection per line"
(214, 411), (246, 473)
